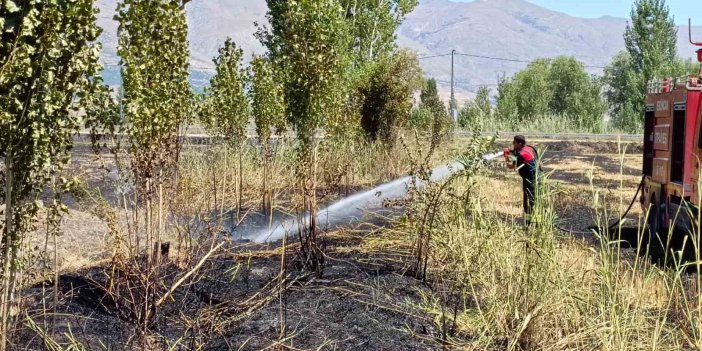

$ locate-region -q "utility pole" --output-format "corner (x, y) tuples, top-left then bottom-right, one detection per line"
(119, 85), (124, 123)
(450, 49), (457, 124)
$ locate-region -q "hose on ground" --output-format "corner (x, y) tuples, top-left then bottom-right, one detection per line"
(606, 176), (645, 231)
(553, 176), (646, 235)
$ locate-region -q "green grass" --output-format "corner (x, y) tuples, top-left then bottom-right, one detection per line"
(460, 113), (637, 135)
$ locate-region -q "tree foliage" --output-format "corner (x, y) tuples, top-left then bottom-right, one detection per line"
(549, 57), (587, 114)
(0, 0), (103, 346)
(359, 50), (423, 143)
(248, 55), (286, 144)
(248, 55), (286, 216)
(201, 38), (250, 145)
(340, 0), (418, 66)
(624, 0), (678, 84)
(410, 106), (433, 131)
(420, 78), (451, 145)
(112, 0), (192, 184)
(495, 74), (518, 121)
(495, 57), (605, 130)
(605, 0), (678, 132)
(603, 52), (643, 131)
(514, 59), (551, 119)
(259, 0), (351, 149)
(548, 57), (606, 129)
(458, 85), (491, 128)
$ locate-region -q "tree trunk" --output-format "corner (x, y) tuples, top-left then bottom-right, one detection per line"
(263, 142), (272, 219)
(1, 150), (14, 351)
(278, 220), (287, 341)
(211, 153), (218, 222)
(308, 145), (322, 274)
(157, 170), (163, 265)
(146, 178), (152, 265)
(143, 177), (152, 336)
(220, 147), (226, 222)
(238, 145), (243, 222)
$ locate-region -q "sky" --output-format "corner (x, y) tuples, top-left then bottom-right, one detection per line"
(453, 0), (698, 25)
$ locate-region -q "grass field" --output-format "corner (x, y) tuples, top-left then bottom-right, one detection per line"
(8, 132), (702, 350)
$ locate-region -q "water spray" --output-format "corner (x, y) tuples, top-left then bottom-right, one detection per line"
(248, 151), (504, 243)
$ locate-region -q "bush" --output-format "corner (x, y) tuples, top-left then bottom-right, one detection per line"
(458, 85), (491, 128)
(419, 78), (452, 144)
(359, 50), (423, 144)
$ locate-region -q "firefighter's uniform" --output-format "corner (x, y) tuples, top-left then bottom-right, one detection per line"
(508, 146), (538, 221)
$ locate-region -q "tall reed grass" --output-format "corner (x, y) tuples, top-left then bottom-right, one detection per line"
(412, 142), (702, 350)
(460, 113), (638, 135)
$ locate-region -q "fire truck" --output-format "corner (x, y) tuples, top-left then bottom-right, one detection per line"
(641, 22), (702, 250)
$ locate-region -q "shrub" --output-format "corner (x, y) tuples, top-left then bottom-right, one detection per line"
(359, 50), (423, 144)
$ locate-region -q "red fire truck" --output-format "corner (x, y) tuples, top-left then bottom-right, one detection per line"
(641, 22), (702, 251)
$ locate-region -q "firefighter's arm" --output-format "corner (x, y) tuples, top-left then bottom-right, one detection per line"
(503, 148), (517, 170)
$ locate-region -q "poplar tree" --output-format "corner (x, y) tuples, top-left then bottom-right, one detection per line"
(248, 55), (286, 217)
(113, 0), (191, 251)
(474, 86), (492, 119)
(85, 0), (192, 332)
(420, 78), (450, 148)
(624, 0), (678, 85)
(606, 0), (678, 131)
(259, 0), (351, 273)
(0, 0), (103, 347)
(202, 39), (249, 145)
(201, 38), (250, 219)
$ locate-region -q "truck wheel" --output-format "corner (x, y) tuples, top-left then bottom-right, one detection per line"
(644, 194), (666, 264)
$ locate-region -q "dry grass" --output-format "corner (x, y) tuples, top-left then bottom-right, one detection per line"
(16, 133), (702, 351)
(402, 141), (702, 350)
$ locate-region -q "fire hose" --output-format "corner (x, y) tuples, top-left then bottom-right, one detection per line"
(553, 176), (645, 236)
(501, 147), (647, 236)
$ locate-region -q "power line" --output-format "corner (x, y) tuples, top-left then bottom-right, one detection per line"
(456, 52), (538, 65)
(435, 79), (499, 87)
(417, 53), (453, 60)
(419, 51), (607, 69)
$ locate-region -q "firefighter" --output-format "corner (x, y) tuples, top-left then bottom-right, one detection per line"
(505, 135), (538, 223)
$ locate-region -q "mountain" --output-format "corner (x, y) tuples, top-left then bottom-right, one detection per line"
(95, 0), (702, 99)
(401, 0), (700, 99)
(96, 0), (268, 87)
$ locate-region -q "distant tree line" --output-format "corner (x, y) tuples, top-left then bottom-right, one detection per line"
(455, 0), (696, 133)
(496, 57), (606, 131)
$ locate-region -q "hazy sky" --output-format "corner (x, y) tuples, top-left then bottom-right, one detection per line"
(453, 0), (698, 25)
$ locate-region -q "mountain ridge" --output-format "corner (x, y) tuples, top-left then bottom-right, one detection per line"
(95, 0), (702, 99)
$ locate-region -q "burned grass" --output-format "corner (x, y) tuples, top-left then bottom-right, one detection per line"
(13, 228), (445, 350)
